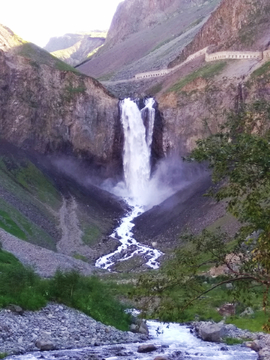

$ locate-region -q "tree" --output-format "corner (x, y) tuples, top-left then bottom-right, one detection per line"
(135, 101), (270, 330)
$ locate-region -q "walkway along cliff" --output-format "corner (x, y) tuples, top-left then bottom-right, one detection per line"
(134, 47), (270, 80)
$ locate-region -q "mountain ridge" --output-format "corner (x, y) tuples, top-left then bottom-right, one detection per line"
(44, 32), (106, 66)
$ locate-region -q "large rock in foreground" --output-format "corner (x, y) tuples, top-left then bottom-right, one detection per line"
(198, 322), (225, 342)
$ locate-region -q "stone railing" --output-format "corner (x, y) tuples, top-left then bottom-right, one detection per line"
(135, 69), (171, 80)
(205, 50), (263, 62)
(134, 47), (270, 80)
(186, 46), (209, 62)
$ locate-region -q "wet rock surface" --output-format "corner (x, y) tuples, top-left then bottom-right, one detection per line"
(0, 303), (147, 355)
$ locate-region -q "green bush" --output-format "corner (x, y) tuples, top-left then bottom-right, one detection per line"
(49, 270), (131, 330)
(0, 249), (131, 330)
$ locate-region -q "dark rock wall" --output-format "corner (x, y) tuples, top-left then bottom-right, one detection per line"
(0, 43), (122, 176)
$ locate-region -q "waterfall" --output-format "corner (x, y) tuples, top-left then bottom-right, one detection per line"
(120, 97), (155, 205)
(96, 98), (163, 270)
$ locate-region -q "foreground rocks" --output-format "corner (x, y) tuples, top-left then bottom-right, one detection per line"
(0, 303), (147, 355)
(194, 321), (270, 360)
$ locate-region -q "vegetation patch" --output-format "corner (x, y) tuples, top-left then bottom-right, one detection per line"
(82, 223), (101, 246)
(16, 42), (81, 75)
(251, 61), (270, 78)
(54, 59), (81, 74)
(0, 353), (8, 359)
(167, 61), (227, 93)
(0, 248), (131, 330)
(0, 156), (61, 210)
(226, 311), (269, 333)
(63, 82), (87, 102)
(72, 253), (88, 262)
(0, 197), (56, 250)
(0, 209), (27, 240)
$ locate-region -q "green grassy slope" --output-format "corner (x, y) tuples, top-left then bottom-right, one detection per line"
(0, 141), (124, 254)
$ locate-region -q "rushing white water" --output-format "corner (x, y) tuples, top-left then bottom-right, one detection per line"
(95, 205), (163, 270)
(121, 97), (155, 205)
(96, 98), (163, 271)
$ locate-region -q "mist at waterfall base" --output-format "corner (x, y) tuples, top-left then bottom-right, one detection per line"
(102, 155), (206, 210)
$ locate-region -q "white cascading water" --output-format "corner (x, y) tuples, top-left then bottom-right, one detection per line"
(121, 97), (155, 204)
(95, 98), (163, 270)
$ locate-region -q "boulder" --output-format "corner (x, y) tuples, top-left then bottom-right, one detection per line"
(154, 356), (169, 360)
(130, 317), (149, 335)
(6, 304), (24, 315)
(137, 344), (157, 353)
(198, 323), (225, 342)
(35, 339), (55, 351)
(246, 340), (261, 352)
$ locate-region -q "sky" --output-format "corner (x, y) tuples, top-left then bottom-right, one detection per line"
(0, 0), (123, 47)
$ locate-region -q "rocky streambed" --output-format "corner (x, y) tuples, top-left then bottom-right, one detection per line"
(2, 303), (268, 360)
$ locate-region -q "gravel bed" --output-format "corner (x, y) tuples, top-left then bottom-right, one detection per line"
(0, 303), (147, 355)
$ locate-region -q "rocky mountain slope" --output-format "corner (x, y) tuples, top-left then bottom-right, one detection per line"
(105, 0), (270, 156)
(169, 0), (270, 67)
(0, 24), (121, 176)
(77, 0), (222, 80)
(44, 32), (106, 66)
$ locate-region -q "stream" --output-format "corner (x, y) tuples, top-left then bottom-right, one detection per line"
(95, 205), (163, 270)
(6, 320), (257, 360)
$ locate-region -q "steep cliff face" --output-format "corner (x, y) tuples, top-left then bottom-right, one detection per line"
(0, 25), (121, 176)
(169, 0), (270, 67)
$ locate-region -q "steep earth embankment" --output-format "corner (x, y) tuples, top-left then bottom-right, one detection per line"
(77, 0), (222, 80)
